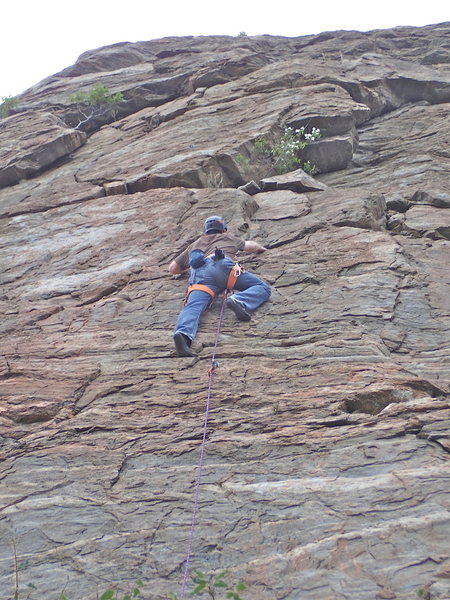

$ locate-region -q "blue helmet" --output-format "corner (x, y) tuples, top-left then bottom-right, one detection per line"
(204, 215), (226, 234)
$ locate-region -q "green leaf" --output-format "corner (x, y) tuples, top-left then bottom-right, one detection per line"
(192, 582), (207, 595)
(27, 583), (37, 589)
(236, 582), (247, 592)
(122, 594), (131, 600)
(193, 569), (205, 578)
(100, 590), (115, 600)
(191, 571), (207, 586)
(226, 593), (244, 600)
(213, 571), (227, 587)
(168, 594), (178, 600)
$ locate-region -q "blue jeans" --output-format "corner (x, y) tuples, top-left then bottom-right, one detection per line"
(174, 257), (271, 342)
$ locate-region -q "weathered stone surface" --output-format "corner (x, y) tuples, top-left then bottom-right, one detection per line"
(401, 204), (450, 239)
(412, 189), (450, 208)
(0, 112), (86, 187)
(0, 22), (449, 600)
(103, 181), (128, 196)
(385, 193), (411, 212)
(260, 169), (328, 193)
(4, 24), (450, 195)
(237, 180), (261, 195)
(320, 102), (450, 196)
(301, 136), (355, 173)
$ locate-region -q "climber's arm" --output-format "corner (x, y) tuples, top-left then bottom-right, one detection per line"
(243, 241), (267, 253)
(168, 260), (188, 275)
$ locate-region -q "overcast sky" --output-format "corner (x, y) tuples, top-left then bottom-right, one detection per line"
(1, 0), (448, 99)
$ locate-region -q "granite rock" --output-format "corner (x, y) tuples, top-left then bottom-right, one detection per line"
(0, 22), (449, 600)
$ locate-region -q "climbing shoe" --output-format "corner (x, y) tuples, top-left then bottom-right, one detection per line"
(226, 297), (251, 321)
(174, 332), (195, 357)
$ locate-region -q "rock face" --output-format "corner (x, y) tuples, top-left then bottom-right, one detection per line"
(0, 23), (449, 600)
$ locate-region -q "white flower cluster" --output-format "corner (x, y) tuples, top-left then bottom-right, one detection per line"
(254, 126), (321, 175)
(304, 127), (321, 142)
(285, 126), (321, 142)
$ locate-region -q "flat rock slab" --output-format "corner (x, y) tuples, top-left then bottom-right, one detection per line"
(260, 168), (328, 193)
(403, 204), (450, 239)
(0, 111), (86, 187)
(251, 190), (312, 220)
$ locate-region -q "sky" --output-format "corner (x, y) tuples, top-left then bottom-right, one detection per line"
(1, 0), (448, 99)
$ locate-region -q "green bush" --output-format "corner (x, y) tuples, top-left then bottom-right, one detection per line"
(99, 580), (144, 600)
(234, 153), (251, 170)
(169, 570), (247, 600)
(68, 82), (124, 107)
(302, 160), (317, 176)
(0, 95), (19, 118)
(255, 126), (321, 174)
(67, 82), (124, 129)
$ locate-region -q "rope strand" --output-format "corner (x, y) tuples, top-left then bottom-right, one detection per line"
(180, 293), (228, 599)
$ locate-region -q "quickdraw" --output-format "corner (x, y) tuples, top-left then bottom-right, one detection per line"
(208, 360), (220, 376)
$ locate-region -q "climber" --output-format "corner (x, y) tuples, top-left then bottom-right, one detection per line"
(169, 215), (271, 357)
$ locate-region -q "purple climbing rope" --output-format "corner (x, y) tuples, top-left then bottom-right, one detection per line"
(180, 293), (228, 599)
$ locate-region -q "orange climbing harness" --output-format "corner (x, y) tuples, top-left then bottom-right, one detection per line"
(226, 261), (245, 291)
(183, 284), (215, 305)
(183, 261), (245, 305)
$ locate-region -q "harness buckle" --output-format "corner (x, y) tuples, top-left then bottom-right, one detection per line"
(226, 262), (245, 292)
